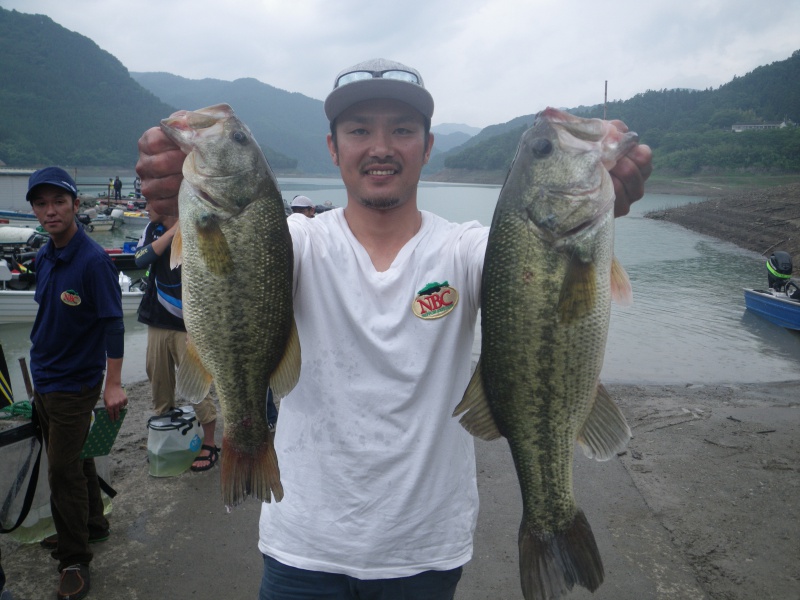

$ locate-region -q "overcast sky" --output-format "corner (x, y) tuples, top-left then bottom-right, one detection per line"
(2, 0), (798, 128)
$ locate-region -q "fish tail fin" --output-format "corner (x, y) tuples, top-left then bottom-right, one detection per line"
(610, 256), (633, 306)
(519, 510), (604, 600)
(220, 432), (284, 508)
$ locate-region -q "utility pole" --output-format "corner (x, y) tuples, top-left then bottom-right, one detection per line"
(604, 81), (607, 120)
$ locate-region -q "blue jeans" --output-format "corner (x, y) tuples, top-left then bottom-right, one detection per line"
(259, 555), (462, 600)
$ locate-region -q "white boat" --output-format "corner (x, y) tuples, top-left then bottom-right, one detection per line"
(0, 210), (41, 230)
(0, 259), (143, 325)
(0, 226), (45, 246)
(78, 209), (118, 232)
(120, 210), (150, 227)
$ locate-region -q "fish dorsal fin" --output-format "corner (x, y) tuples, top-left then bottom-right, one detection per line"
(175, 336), (214, 404)
(558, 258), (596, 324)
(269, 317), (302, 400)
(452, 359), (503, 441)
(170, 223), (183, 270)
(195, 214), (234, 276)
(610, 256), (633, 306)
(577, 382), (631, 461)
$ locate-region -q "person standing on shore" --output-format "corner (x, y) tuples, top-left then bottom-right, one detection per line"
(135, 58), (652, 599)
(290, 195), (316, 217)
(27, 166), (127, 600)
(134, 203), (220, 472)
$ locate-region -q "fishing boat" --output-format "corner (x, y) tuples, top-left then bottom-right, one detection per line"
(120, 210), (150, 228)
(104, 241), (139, 272)
(0, 259), (143, 325)
(1, 227), (138, 276)
(0, 209), (41, 230)
(1, 209), (117, 233)
(743, 289), (800, 331)
(743, 251), (800, 331)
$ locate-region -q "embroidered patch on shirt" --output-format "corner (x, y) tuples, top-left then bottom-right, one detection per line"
(60, 289), (82, 306)
(412, 281), (459, 320)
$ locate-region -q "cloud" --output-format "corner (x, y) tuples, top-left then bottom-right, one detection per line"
(1, 0), (798, 127)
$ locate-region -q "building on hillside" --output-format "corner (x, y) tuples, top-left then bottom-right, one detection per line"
(0, 169), (35, 210)
(731, 121), (788, 132)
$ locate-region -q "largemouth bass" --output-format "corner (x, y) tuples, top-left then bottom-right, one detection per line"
(161, 104), (300, 507)
(454, 108), (636, 599)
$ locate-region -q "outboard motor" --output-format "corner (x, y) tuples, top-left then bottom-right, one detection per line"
(767, 251), (793, 291)
(786, 279), (800, 301)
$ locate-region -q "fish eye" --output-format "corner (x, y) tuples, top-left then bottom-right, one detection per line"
(232, 131), (248, 144)
(530, 138), (552, 158)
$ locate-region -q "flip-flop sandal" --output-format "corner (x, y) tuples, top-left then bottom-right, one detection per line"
(191, 444), (220, 472)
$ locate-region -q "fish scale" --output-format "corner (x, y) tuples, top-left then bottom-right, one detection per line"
(161, 103), (301, 508)
(455, 107), (636, 599)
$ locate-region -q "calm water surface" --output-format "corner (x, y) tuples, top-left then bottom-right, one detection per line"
(1, 180), (798, 400)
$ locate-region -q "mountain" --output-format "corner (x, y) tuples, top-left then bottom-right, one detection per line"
(130, 72), (336, 175)
(430, 131), (473, 153)
(432, 50), (800, 178)
(0, 7), (176, 167)
(431, 123), (482, 136)
(1, 5), (797, 179)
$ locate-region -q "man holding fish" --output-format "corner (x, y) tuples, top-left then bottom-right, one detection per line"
(136, 58), (651, 600)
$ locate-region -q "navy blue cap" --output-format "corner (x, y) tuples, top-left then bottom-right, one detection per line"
(26, 167), (78, 201)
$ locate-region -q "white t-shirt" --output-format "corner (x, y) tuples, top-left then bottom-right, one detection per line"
(258, 208), (489, 579)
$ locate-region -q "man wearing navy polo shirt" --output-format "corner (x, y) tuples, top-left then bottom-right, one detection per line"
(27, 167), (127, 600)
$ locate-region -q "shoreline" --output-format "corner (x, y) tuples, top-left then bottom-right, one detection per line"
(2, 180), (800, 598)
(1, 379), (798, 599)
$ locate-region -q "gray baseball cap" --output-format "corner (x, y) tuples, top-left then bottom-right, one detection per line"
(324, 58), (434, 122)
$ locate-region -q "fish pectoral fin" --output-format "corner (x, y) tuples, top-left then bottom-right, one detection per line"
(558, 258), (596, 324)
(453, 359), (503, 441)
(175, 339), (214, 404)
(577, 382), (631, 461)
(170, 223), (183, 270)
(269, 318), (301, 400)
(610, 256), (633, 306)
(195, 215), (234, 276)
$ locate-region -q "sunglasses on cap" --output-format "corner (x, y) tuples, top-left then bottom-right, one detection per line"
(335, 69), (421, 88)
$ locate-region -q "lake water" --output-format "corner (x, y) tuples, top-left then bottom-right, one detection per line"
(2, 179), (799, 401)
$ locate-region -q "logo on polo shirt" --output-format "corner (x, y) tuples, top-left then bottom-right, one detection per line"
(412, 281), (458, 320)
(60, 289), (82, 307)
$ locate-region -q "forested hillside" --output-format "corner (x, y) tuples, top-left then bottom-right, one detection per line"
(1, 3), (798, 179)
(0, 7), (176, 167)
(437, 50), (800, 177)
(130, 73), (333, 174)
(0, 7), (315, 172)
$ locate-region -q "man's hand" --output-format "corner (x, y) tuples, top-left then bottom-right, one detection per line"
(103, 382), (128, 422)
(608, 120), (653, 217)
(135, 124), (187, 217)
